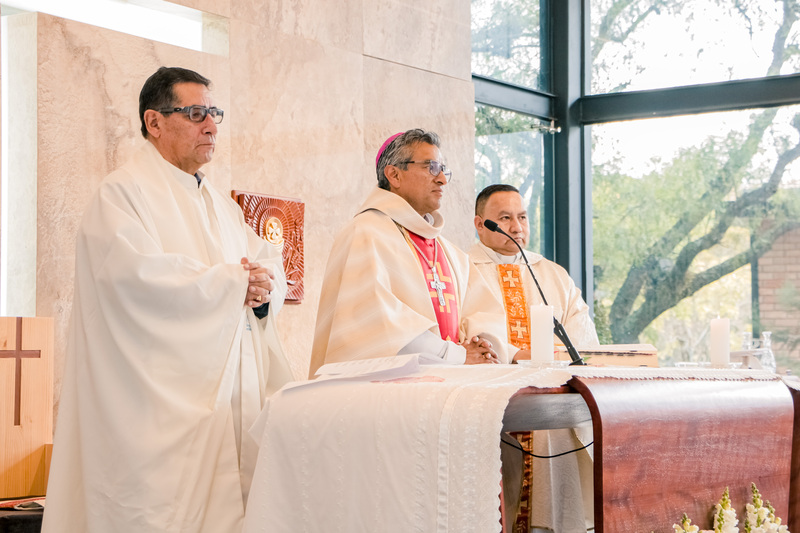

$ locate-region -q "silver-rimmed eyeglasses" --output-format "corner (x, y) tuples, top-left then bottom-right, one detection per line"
(158, 105), (224, 124)
(400, 160), (452, 182)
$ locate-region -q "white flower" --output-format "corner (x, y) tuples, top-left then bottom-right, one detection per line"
(675, 513), (700, 533)
(714, 487), (739, 533)
(744, 483), (791, 533)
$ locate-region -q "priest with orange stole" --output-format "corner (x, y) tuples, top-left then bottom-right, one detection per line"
(309, 129), (510, 377)
(472, 184), (599, 356)
(472, 183), (597, 533)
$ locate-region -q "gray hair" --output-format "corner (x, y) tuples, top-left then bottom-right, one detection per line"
(376, 129), (441, 190)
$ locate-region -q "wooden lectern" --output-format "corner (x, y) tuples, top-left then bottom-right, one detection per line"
(0, 317), (53, 498)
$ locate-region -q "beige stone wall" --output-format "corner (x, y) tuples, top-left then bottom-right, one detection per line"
(2, 0), (475, 409)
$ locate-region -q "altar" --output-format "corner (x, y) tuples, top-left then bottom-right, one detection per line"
(243, 359), (796, 533)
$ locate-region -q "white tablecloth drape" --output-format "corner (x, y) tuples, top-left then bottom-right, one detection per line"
(243, 358), (574, 533)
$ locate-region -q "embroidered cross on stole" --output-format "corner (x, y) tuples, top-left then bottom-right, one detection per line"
(405, 231), (459, 342)
(497, 264), (530, 350)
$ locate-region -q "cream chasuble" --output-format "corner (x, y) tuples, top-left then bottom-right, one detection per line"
(42, 142), (294, 533)
(309, 188), (510, 377)
(469, 241), (599, 348)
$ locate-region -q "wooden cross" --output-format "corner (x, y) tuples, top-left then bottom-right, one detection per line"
(430, 267), (447, 307)
(510, 320), (527, 339)
(0, 317), (41, 426)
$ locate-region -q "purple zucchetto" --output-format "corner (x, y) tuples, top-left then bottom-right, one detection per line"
(375, 132), (405, 168)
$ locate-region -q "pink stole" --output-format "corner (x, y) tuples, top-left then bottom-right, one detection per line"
(405, 231), (460, 342)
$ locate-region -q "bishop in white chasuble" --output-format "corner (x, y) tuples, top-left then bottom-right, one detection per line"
(309, 188), (510, 376)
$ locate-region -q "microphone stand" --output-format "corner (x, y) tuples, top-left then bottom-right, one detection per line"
(483, 219), (585, 366)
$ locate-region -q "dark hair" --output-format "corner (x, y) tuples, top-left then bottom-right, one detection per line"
(376, 129), (441, 190)
(475, 184), (520, 215)
(138, 67), (212, 138)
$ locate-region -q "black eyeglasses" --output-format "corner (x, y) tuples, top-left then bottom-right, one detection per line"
(399, 160), (453, 182)
(158, 105), (224, 124)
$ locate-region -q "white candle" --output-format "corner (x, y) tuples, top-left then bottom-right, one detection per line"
(530, 305), (554, 363)
(709, 318), (730, 367)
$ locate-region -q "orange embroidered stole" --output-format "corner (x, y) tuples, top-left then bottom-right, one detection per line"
(497, 264), (530, 350)
(498, 263), (534, 532)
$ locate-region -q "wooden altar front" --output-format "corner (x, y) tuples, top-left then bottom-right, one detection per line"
(565, 374), (795, 533)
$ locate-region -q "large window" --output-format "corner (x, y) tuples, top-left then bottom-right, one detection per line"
(592, 107), (800, 366)
(590, 0), (800, 94)
(472, 0), (800, 372)
(471, 0), (554, 256)
(475, 104), (548, 253)
(471, 0), (548, 91)
(589, 0), (800, 372)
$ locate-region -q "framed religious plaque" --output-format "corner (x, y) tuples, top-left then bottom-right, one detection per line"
(232, 190), (304, 303)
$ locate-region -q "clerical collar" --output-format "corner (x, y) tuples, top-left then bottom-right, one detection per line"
(478, 241), (520, 265)
(496, 251), (519, 264)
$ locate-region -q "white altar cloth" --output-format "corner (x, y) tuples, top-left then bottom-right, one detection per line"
(243, 360), (574, 533)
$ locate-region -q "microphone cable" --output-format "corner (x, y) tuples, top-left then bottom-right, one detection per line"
(500, 435), (593, 459)
(482, 219), (585, 366)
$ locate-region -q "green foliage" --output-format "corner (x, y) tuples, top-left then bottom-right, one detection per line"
(475, 104), (547, 252)
(472, 0), (544, 88)
(588, 0), (800, 356)
(592, 294), (613, 345)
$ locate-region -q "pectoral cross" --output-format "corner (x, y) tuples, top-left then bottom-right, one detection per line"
(430, 267), (447, 307)
(0, 317), (41, 426)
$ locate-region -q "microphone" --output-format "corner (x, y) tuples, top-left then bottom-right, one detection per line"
(483, 219), (585, 365)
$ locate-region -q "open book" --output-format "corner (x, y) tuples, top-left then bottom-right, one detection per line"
(555, 344), (659, 367)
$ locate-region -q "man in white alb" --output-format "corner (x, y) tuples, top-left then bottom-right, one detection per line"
(309, 129), (510, 377)
(42, 67), (293, 533)
(472, 183), (597, 533)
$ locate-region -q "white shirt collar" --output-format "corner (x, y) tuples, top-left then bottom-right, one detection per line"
(477, 241), (522, 265)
